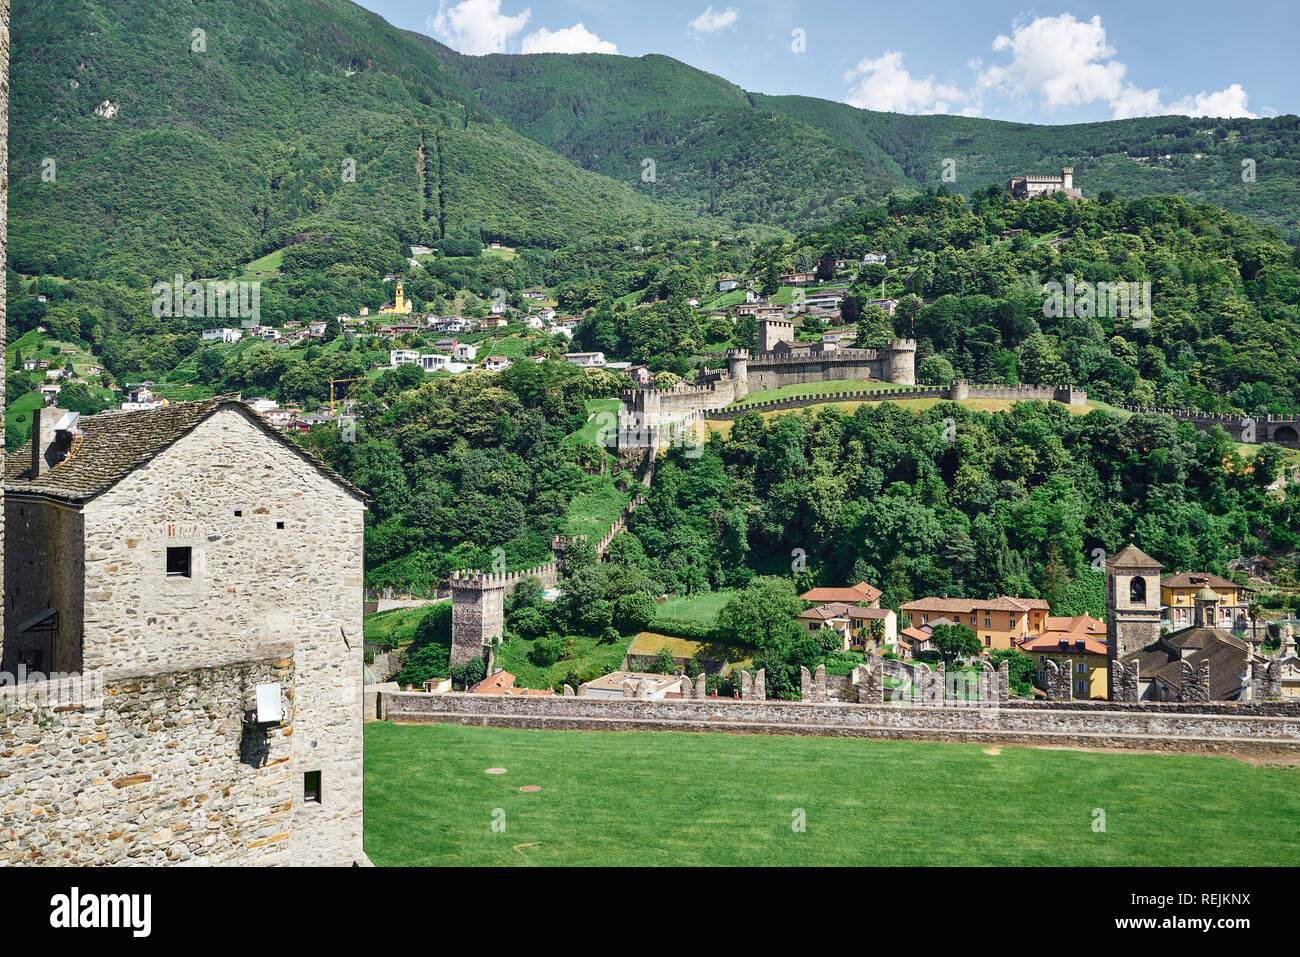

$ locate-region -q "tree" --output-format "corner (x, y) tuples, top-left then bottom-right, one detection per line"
(930, 623), (982, 662)
(988, 648), (1035, 697)
(918, 354), (955, 386)
(615, 592), (657, 633)
(813, 625), (843, 654)
(653, 647), (675, 674)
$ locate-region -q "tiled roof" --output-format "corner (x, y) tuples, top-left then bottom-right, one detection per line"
(1123, 627), (1253, 700)
(800, 582), (882, 605)
(1106, 545), (1164, 569)
(1161, 572), (1238, 590)
(1022, 633), (1108, 656)
(5, 396), (366, 504)
(902, 595), (1049, 615)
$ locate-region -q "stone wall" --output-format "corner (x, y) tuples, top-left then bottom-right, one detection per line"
(379, 689), (1300, 754)
(702, 382), (1084, 421)
(8, 407), (368, 866)
(0, 0), (8, 643)
(0, 654), (296, 865)
(1114, 406), (1300, 449)
(2, 497), (83, 675)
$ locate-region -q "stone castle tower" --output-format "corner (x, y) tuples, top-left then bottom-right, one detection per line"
(1105, 544), (1164, 698)
(449, 564), (559, 667)
(449, 571), (507, 667)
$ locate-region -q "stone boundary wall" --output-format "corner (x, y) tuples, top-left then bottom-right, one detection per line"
(1115, 406), (1300, 448)
(0, 654), (296, 865)
(380, 690), (1300, 754)
(706, 382), (1081, 420)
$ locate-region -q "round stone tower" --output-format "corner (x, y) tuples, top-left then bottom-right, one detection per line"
(726, 348), (749, 400)
(886, 339), (916, 385)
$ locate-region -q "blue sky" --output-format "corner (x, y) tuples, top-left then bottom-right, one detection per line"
(357, 0), (1298, 124)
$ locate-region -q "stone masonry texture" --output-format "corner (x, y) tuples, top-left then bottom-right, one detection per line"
(3, 406), (367, 865)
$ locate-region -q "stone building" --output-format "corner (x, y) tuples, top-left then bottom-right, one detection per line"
(758, 317), (795, 352)
(1105, 544), (1165, 698)
(1005, 167), (1083, 200)
(1108, 547), (1273, 702)
(1, 0), (8, 650)
(2, 397), (368, 864)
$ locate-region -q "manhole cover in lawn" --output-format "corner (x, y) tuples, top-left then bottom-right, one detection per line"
(519, 785), (541, 792)
(485, 768), (507, 774)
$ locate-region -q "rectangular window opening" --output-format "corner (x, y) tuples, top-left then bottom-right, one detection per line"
(166, 546), (192, 578)
(304, 770), (322, 804)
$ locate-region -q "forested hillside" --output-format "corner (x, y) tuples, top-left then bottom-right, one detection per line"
(422, 45), (910, 228)
(9, 0), (707, 283)
(428, 41), (1300, 240)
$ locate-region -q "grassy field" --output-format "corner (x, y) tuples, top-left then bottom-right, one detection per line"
(492, 633), (633, 691)
(364, 605), (438, 649)
(731, 379), (901, 407)
(564, 399), (619, 448)
(655, 590), (735, 623)
(706, 396), (1112, 440)
(627, 632), (754, 670)
(4, 389), (45, 449)
(363, 723), (1300, 866)
(240, 247), (285, 278)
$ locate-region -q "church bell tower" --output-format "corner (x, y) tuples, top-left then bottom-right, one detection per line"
(1105, 544), (1164, 699)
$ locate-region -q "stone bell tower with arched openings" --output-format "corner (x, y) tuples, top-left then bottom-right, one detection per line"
(1105, 544), (1164, 698)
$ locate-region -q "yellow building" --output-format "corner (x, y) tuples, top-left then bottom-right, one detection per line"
(378, 280), (413, 316)
(900, 595), (1050, 652)
(1161, 573), (1248, 631)
(1021, 615), (1108, 699)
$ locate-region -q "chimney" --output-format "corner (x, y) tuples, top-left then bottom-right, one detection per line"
(31, 406), (75, 476)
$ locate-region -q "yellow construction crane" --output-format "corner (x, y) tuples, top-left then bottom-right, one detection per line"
(329, 376), (367, 412)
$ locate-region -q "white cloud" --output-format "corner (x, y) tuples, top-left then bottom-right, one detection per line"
(427, 0), (531, 55)
(975, 13), (1255, 120)
(689, 5), (739, 35)
(843, 51), (972, 115)
(1166, 84), (1256, 119)
(521, 23), (617, 55)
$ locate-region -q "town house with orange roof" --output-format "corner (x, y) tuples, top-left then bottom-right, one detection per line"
(900, 595), (1050, 651)
(1021, 614), (1109, 698)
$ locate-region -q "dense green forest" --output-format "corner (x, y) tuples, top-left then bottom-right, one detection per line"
(429, 41), (1300, 241)
(8, 0), (709, 283)
(630, 402), (1298, 620)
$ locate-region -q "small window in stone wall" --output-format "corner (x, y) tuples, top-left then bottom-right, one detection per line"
(234, 509), (242, 517)
(304, 770), (322, 804)
(276, 521), (285, 530)
(166, 546), (192, 578)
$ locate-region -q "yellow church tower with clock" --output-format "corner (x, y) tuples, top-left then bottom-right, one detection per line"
(379, 279), (413, 315)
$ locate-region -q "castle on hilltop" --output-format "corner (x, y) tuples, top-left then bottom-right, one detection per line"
(617, 319), (916, 449)
(1006, 167), (1082, 200)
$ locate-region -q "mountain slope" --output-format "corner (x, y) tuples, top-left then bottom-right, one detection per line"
(423, 44), (914, 229)
(427, 45), (1300, 241)
(9, 0), (713, 282)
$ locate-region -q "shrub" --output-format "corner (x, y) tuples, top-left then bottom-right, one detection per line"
(529, 636), (561, 668)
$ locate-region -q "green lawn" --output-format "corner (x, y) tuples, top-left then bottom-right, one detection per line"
(364, 723), (1300, 866)
(731, 379), (901, 407)
(491, 633), (633, 692)
(655, 590), (735, 623)
(564, 399), (619, 448)
(364, 605), (439, 650)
